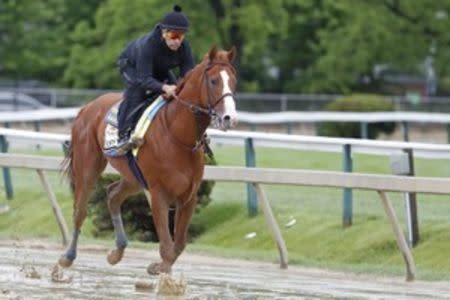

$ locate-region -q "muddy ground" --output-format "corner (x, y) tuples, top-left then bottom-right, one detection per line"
(0, 241), (449, 299)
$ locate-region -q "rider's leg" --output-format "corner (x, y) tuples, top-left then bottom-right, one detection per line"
(117, 86), (146, 148)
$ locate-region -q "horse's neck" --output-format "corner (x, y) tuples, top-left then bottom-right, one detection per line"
(164, 95), (208, 146)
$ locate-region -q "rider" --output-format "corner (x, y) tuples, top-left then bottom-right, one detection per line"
(115, 4), (195, 150)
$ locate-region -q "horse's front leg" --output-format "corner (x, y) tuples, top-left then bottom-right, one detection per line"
(147, 185), (176, 275)
(173, 193), (197, 260)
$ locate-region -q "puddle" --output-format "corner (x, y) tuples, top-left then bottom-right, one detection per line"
(0, 244), (449, 299)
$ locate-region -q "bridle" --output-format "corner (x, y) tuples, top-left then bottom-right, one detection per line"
(166, 60), (236, 153)
(175, 61), (236, 118)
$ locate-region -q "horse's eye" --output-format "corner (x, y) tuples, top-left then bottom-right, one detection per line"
(211, 79), (218, 85)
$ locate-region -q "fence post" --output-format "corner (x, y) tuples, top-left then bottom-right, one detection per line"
(342, 144), (353, 227)
(404, 148), (419, 247)
(360, 122), (368, 139)
(402, 121), (410, 142)
(389, 150), (419, 248)
(245, 138), (258, 216)
(0, 135), (13, 199)
(286, 123), (292, 134)
(34, 121), (41, 150)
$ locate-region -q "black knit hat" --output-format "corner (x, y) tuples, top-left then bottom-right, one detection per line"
(160, 5), (189, 32)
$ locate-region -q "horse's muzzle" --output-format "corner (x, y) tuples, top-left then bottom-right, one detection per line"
(220, 114), (237, 131)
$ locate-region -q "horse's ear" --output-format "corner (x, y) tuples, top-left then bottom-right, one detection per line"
(208, 45), (218, 62)
(227, 46), (237, 62)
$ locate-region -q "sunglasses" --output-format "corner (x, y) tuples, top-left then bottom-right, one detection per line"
(164, 30), (185, 40)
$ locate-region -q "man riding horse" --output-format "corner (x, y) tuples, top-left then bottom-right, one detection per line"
(58, 3), (238, 275)
(116, 4), (194, 151)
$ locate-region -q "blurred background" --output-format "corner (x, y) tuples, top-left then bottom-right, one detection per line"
(2, 0), (450, 112)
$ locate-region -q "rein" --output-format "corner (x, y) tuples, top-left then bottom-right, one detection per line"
(164, 61), (236, 153)
(161, 110), (207, 153)
(175, 61), (236, 117)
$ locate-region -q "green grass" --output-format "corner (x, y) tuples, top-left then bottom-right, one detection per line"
(1, 146), (449, 280)
(190, 201), (450, 280)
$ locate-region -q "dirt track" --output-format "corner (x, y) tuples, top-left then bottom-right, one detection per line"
(0, 241), (449, 299)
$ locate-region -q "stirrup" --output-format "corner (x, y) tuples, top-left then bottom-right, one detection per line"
(115, 138), (133, 152)
(130, 136), (144, 147)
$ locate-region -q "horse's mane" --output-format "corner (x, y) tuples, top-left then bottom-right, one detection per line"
(176, 60), (207, 94)
(176, 53), (236, 95)
(176, 68), (195, 94)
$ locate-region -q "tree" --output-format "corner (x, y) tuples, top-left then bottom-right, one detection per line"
(295, 0), (450, 93)
(208, 0), (289, 91)
(64, 0), (222, 88)
(0, 0), (103, 84)
(63, 0), (288, 91)
(5, 0), (450, 95)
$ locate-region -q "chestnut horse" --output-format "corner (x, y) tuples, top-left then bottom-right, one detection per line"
(59, 46), (238, 275)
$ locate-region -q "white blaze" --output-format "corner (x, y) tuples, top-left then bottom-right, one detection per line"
(219, 70), (237, 124)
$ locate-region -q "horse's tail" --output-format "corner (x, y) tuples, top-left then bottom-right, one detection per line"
(61, 139), (75, 194)
(61, 105), (87, 194)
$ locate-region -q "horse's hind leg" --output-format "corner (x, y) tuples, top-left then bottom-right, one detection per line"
(106, 179), (140, 265)
(59, 144), (106, 268)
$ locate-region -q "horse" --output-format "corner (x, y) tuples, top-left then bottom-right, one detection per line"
(58, 46), (238, 275)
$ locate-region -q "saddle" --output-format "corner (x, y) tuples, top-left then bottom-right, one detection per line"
(103, 96), (167, 157)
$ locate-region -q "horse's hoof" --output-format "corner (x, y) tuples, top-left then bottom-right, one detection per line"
(107, 248), (124, 265)
(58, 255), (73, 268)
(147, 262), (171, 276)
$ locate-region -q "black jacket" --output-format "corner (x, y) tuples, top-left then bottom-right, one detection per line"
(118, 25), (195, 93)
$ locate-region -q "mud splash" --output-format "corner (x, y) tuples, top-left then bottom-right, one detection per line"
(0, 243), (449, 299)
(50, 264), (73, 283)
(157, 273), (187, 296)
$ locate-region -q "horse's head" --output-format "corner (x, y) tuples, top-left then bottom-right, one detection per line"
(202, 46), (238, 130)
(176, 46), (238, 131)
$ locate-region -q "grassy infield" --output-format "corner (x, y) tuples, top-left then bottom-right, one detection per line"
(0, 146), (449, 280)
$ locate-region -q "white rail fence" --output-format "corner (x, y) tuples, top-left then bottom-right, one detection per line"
(1, 127), (449, 198)
(1, 108), (450, 141)
(1, 127), (450, 225)
(2, 108), (450, 124)
(1, 152), (450, 281)
(0, 129), (449, 279)
(2, 127), (450, 157)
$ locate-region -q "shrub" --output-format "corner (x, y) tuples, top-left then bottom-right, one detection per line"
(88, 154), (217, 242)
(318, 94), (396, 139)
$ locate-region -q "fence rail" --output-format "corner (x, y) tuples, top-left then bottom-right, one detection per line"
(2, 107), (450, 141)
(3, 107), (450, 122)
(2, 127), (450, 157)
(1, 127), (450, 219)
(1, 152), (449, 280)
(1, 127), (449, 248)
